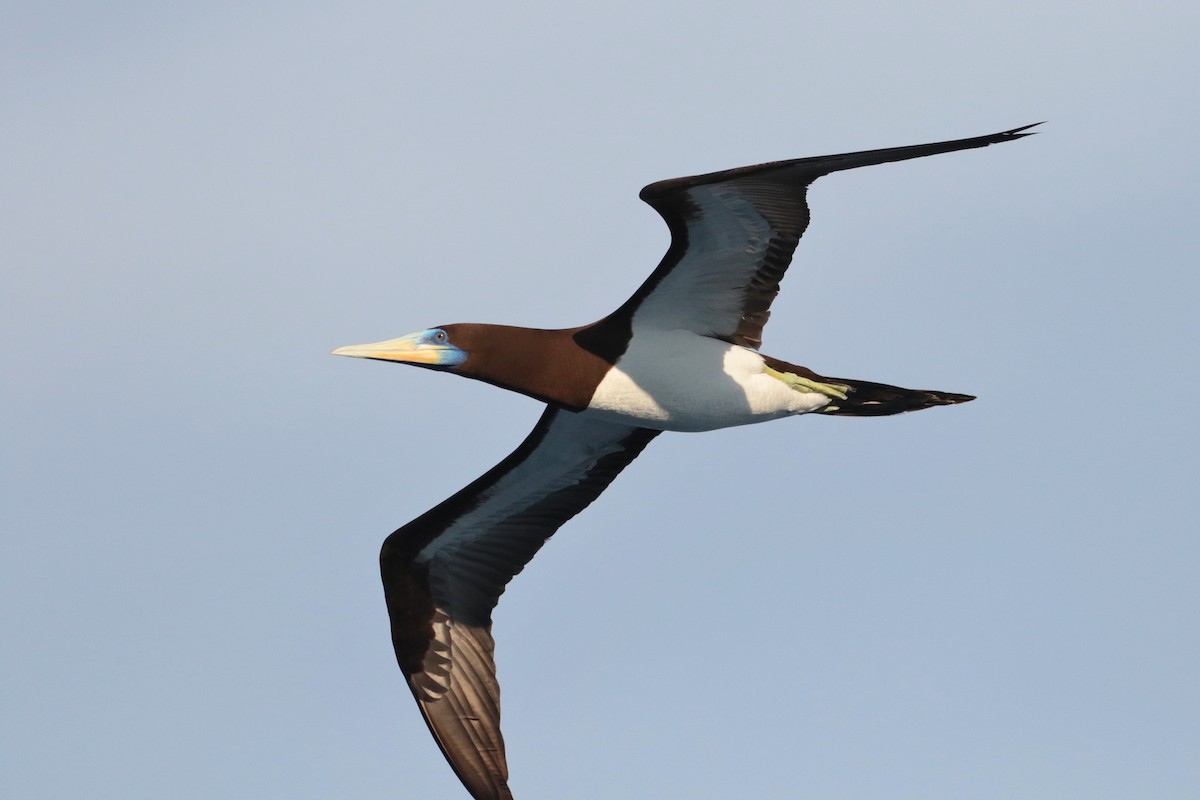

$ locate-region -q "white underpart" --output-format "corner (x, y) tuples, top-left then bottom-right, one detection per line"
(587, 329), (830, 432)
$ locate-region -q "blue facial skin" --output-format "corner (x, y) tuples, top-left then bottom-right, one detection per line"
(415, 328), (468, 368)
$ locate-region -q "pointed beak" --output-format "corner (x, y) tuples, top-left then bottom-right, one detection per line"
(332, 330), (466, 367)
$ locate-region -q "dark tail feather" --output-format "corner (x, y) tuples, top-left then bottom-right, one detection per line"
(759, 356), (975, 417)
(824, 377), (974, 417)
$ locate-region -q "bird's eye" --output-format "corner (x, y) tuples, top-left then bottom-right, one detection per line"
(432, 330), (448, 343)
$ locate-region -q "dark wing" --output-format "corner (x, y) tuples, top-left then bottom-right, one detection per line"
(612, 123), (1040, 350)
(381, 407), (659, 800)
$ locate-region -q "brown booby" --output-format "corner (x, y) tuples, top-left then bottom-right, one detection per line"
(334, 124), (1037, 800)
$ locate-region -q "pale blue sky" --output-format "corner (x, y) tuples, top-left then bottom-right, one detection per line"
(3, 3), (1198, 798)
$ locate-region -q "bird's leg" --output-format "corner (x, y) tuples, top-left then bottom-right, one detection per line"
(762, 365), (850, 412)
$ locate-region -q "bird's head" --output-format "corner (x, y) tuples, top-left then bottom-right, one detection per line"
(333, 323), (595, 409)
(332, 326), (468, 370)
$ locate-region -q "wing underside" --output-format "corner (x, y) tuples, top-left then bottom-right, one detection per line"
(611, 124), (1039, 349)
(381, 407), (659, 800)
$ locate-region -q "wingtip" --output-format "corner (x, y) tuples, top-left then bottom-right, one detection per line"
(1002, 121), (1046, 138)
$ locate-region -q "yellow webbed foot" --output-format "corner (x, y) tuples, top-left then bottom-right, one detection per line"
(763, 365), (849, 410)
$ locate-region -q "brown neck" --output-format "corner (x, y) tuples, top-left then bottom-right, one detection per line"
(439, 323), (616, 411)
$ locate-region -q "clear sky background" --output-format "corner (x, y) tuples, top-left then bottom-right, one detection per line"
(3, 3), (1198, 799)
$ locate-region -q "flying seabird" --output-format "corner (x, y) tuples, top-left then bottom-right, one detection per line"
(334, 124), (1037, 800)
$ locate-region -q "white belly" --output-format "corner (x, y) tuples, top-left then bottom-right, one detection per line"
(585, 329), (831, 432)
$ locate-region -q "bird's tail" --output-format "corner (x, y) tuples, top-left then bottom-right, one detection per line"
(819, 377), (974, 416)
(762, 356), (974, 417)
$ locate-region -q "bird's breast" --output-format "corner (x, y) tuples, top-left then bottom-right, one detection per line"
(583, 329), (829, 432)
